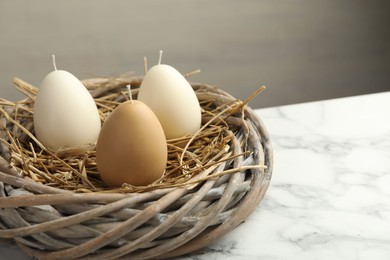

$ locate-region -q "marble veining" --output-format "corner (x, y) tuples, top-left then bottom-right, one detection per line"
(1, 92), (390, 259)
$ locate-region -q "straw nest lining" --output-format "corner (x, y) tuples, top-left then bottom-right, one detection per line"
(0, 76), (273, 260)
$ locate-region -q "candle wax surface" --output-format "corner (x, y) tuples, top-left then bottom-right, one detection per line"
(96, 100), (167, 187)
(137, 64), (201, 140)
(33, 70), (101, 151)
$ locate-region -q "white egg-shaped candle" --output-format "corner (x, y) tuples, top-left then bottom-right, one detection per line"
(137, 51), (201, 140)
(33, 56), (101, 151)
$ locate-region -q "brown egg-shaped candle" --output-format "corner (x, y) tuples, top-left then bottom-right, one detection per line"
(96, 99), (167, 187)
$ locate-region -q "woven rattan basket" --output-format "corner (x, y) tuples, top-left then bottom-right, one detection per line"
(0, 76), (273, 259)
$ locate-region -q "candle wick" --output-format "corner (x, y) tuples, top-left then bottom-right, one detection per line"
(144, 56), (148, 74)
(158, 50), (163, 65)
(52, 54), (57, 71)
(127, 85), (133, 103)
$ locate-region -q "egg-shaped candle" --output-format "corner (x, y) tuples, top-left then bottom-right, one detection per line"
(96, 87), (167, 187)
(137, 51), (201, 140)
(33, 55), (101, 151)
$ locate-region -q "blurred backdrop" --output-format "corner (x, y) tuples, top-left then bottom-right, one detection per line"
(0, 0), (389, 108)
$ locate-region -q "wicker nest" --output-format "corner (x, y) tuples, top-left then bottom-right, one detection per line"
(0, 76), (273, 259)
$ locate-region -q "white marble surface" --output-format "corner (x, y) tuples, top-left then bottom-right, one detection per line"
(1, 91), (390, 259)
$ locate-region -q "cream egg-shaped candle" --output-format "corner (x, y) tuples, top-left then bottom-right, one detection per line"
(33, 55), (101, 151)
(137, 51), (201, 140)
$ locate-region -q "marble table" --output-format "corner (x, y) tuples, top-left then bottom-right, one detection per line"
(1, 91), (390, 259)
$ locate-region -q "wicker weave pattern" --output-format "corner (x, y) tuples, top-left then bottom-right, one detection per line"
(0, 78), (273, 259)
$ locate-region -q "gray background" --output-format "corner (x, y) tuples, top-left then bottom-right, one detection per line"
(1, 0), (389, 108)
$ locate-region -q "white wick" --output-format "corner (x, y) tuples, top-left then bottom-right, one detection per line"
(127, 84), (133, 103)
(52, 54), (57, 71)
(144, 56), (148, 74)
(158, 50), (163, 65)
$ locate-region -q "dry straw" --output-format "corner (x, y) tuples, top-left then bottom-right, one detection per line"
(0, 75), (273, 259)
